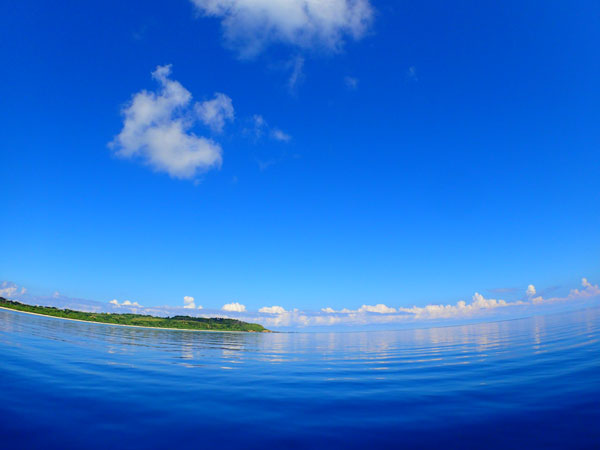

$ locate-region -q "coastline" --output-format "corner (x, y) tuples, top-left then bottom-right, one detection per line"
(0, 306), (266, 334)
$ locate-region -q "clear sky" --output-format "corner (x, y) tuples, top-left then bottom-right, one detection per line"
(1, 1), (599, 319)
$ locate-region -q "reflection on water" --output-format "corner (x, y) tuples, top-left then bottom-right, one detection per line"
(0, 307), (599, 449)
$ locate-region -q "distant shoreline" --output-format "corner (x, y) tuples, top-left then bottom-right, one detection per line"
(0, 305), (265, 334)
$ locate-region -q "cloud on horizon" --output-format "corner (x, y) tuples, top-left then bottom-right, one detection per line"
(183, 295), (203, 309)
(0, 281), (26, 298)
(259, 305), (286, 314)
(190, 0), (374, 58)
(2, 279), (598, 330)
(110, 299), (142, 307)
(222, 302), (246, 312)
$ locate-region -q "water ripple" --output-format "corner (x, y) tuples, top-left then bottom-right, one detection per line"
(0, 308), (599, 448)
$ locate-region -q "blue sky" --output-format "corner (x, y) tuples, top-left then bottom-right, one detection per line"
(1, 1), (599, 324)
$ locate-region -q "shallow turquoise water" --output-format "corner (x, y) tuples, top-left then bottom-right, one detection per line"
(1, 307), (599, 448)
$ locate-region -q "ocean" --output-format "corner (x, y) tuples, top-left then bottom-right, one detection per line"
(0, 307), (598, 449)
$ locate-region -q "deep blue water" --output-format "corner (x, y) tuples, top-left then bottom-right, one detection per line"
(1, 308), (599, 449)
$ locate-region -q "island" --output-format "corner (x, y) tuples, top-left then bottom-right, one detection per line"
(0, 297), (270, 332)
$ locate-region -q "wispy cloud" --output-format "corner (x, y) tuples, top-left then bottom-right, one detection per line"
(287, 56), (305, 91)
(406, 66), (418, 81)
(195, 93), (234, 133)
(344, 76), (358, 90)
(259, 305), (286, 314)
(109, 65), (225, 180)
(190, 0), (374, 58)
(248, 114), (292, 144)
(271, 129), (291, 142)
(487, 287), (520, 295)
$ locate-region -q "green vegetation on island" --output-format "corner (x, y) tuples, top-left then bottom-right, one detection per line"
(0, 298), (270, 332)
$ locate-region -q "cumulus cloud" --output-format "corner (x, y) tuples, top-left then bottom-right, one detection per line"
(566, 278), (599, 299)
(258, 305), (286, 314)
(110, 65), (223, 179)
(524, 278), (599, 305)
(222, 302), (246, 312)
(358, 304), (397, 314)
(183, 295), (197, 309)
(0, 282), (23, 298)
(190, 0), (374, 57)
(397, 293), (523, 320)
(6, 278), (598, 330)
(110, 299), (142, 307)
(195, 93), (234, 132)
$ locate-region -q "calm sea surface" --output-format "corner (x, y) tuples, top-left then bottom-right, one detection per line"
(1, 307), (598, 449)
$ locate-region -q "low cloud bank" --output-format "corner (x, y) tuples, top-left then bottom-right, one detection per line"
(0, 282), (26, 298)
(110, 299), (142, 307)
(2, 279), (598, 330)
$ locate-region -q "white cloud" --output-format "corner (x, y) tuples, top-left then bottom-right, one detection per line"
(183, 295), (197, 309)
(252, 114), (266, 138)
(110, 65), (223, 179)
(222, 302), (246, 312)
(0, 282), (19, 298)
(317, 292), (527, 322)
(526, 284), (536, 297)
(582, 278), (594, 289)
(526, 278), (600, 305)
(7, 278), (598, 330)
(344, 76), (358, 90)
(249, 114), (291, 142)
(190, 0), (374, 57)
(358, 304), (397, 314)
(271, 129), (291, 142)
(258, 305), (286, 314)
(320, 307), (353, 313)
(110, 299), (142, 308)
(567, 278), (599, 299)
(287, 55), (304, 90)
(195, 93), (234, 132)
(397, 293), (523, 319)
